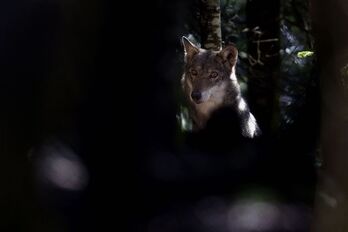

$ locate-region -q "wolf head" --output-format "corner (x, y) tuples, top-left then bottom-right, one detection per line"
(181, 37), (261, 137)
(182, 36), (239, 105)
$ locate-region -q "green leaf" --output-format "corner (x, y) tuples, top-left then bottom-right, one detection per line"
(297, 51), (314, 58)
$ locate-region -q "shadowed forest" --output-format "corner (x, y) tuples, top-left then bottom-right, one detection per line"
(138, 0), (318, 231)
(133, 0), (348, 231)
(1, 0), (348, 231)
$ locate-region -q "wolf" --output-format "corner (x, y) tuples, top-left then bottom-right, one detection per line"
(181, 37), (261, 138)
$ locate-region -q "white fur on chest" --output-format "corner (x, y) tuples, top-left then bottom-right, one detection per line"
(194, 100), (219, 117)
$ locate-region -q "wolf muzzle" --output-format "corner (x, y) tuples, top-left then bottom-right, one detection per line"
(191, 91), (202, 103)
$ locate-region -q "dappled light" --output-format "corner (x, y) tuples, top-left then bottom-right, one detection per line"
(32, 141), (89, 191)
(146, 193), (311, 232)
(228, 199), (281, 231)
(228, 198), (311, 231)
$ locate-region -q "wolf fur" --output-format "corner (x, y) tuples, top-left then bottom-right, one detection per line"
(181, 36), (261, 138)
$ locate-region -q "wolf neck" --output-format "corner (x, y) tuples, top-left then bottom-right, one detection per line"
(222, 71), (242, 107)
(224, 70), (241, 105)
(230, 67), (237, 81)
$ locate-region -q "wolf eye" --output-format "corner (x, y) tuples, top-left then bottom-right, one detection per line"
(210, 71), (218, 79)
(190, 69), (198, 76)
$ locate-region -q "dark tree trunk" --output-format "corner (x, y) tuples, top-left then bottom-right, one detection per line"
(246, 0), (280, 134)
(310, 0), (348, 231)
(200, 0), (222, 50)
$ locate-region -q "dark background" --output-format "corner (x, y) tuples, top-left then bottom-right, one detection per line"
(0, 0), (320, 231)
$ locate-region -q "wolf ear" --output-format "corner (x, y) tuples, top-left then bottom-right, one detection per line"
(182, 36), (199, 60)
(218, 45), (238, 69)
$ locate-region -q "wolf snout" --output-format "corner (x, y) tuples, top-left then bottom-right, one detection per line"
(191, 91), (202, 103)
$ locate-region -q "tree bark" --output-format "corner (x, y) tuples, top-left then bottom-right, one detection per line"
(200, 0), (222, 50)
(310, 1), (348, 231)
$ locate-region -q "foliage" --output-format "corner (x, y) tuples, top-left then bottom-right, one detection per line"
(279, 0), (316, 130)
(181, 0), (317, 133)
(297, 51), (314, 58)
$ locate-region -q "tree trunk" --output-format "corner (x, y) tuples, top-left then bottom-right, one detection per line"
(200, 0), (222, 50)
(246, 0), (280, 135)
(310, 1), (348, 231)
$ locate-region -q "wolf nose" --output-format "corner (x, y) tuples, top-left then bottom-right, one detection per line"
(191, 91), (202, 101)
